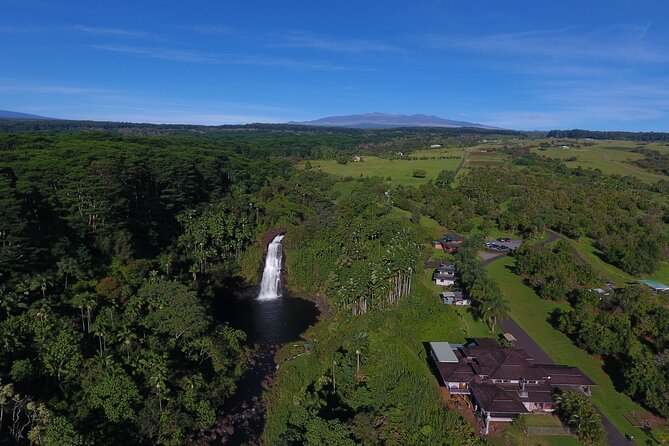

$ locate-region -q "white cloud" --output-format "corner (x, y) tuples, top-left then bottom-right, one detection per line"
(271, 31), (402, 53)
(420, 24), (668, 64)
(73, 25), (162, 40)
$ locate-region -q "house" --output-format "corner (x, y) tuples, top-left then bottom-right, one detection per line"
(433, 234), (466, 252)
(638, 279), (669, 294)
(440, 291), (471, 306)
(352, 155), (362, 162)
(434, 269), (456, 286)
(559, 145), (570, 150)
(430, 144), (442, 148)
(429, 338), (595, 434)
(442, 234), (466, 244)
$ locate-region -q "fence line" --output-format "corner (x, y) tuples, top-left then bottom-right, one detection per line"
(526, 426), (571, 436)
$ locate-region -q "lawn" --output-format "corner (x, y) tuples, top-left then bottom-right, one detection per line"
(644, 262), (669, 285)
(492, 422), (581, 446)
(304, 154), (464, 186)
(486, 256), (659, 445)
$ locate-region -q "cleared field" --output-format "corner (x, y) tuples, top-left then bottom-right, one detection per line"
(530, 145), (667, 182)
(644, 262), (669, 284)
(305, 155), (464, 186)
(465, 149), (507, 167)
(562, 235), (635, 286)
(487, 257), (657, 445)
(410, 147), (465, 158)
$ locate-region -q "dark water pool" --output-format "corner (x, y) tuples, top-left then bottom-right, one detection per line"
(212, 290), (318, 445)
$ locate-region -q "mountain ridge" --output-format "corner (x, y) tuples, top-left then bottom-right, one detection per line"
(0, 109), (57, 120)
(289, 112), (498, 129)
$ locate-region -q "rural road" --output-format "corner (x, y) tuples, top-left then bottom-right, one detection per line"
(489, 230), (628, 446)
(453, 151), (469, 176)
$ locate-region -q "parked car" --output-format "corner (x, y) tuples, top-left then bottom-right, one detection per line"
(497, 237), (511, 242)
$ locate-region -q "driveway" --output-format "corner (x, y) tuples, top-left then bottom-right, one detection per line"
(499, 317), (630, 446)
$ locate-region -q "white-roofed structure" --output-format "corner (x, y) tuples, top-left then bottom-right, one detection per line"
(429, 342), (458, 363)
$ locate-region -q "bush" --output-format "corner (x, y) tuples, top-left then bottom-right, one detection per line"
(412, 169), (427, 178)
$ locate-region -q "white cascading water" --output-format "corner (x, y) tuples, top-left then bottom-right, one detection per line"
(257, 234), (285, 300)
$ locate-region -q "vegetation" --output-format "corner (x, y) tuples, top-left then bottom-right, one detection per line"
(487, 258), (658, 445)
(514, 241), (598, 300)
(454, 237), (509, 331)
(2, 122), (668, 445)
(558, 285), (669, 418)
(554, 391), (606, 445)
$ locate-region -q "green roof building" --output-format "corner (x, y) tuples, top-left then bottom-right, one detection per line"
(639, 279), (669, 293)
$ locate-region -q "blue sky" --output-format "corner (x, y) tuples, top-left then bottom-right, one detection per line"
(2, 0), (669, 130)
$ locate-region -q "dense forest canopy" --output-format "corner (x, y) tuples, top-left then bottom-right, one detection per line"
(1, 123), (668, 445)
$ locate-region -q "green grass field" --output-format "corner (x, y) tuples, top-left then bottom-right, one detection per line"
(561, 235), (635, 286)
(303, 153), (464, 186)
(486, 256), (658, 445)
(530, 145), (667, 182)
(644, 262), (669, 285)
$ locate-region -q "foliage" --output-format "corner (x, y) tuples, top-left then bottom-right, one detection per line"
(553, 391), (606, 445)
(514, 241), (597, 300)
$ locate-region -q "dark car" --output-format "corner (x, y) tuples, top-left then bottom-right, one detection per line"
(497, 237), (511, 242)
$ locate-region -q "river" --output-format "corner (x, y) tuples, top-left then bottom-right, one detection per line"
(212, 234), (319, 445)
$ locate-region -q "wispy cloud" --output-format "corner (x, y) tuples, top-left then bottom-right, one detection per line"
(73, 25), (161, 40)
(185, 25), (236, 35)
(0, 24), (57, 33)
(420, 24), (667, 64)
(271, 30), (402, 53)
(481, 80), (669, 130)
(0, 82), (105, 95)
(89, 43), (364, 70)
(226, 55), (358, 71)
(89, 44), (221, 63)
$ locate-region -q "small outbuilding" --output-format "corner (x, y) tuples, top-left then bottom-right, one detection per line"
(639, 279), (669, 294)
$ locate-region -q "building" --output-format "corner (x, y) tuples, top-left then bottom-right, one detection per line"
(440, 291), (471, 306)
(638, 279), (669, 294)
(433, 234), (466, 253)
(433, 263), (456, 286)
(352, 155), (362, 162)
(429, 339), (595, 434)
(430, 144), (442, 148)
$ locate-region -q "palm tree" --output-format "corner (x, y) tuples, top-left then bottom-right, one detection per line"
(478, 294), (510, 332)
(469, 275), (496, 301)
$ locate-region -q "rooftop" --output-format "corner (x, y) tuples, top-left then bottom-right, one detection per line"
(429, 342), (459, 363)
(639, 279), (669, 291)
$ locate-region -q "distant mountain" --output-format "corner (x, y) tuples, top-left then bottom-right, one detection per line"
(0, 110), (57, 120)
(290, 112), (498, 129)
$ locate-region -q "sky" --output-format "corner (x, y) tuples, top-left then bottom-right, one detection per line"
(2, 0), (669, 131)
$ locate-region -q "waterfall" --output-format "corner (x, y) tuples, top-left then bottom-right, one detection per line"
(257, 234), (285, 301)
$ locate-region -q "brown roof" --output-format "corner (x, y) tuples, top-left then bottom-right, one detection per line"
(536, 364), (596, 386)
(498, 383), (554, 403)
(470, 379), (529, 414)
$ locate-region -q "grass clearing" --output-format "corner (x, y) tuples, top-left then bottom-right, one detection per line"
(305, 154), (464, 186)
(644, 262), (669, 285)
(486, 256), (658, 445)
(530, 145), (666, 182)
(562, 235), (635, 286)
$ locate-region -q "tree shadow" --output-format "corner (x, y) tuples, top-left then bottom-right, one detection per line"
(601, 355), (628, 394)
(546, 308), (564, 329)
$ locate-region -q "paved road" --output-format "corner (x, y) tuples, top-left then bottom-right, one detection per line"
(500, 318), (553, 364)
(491, 229), (627, 445)
(480, 230), (561, 267)
(500, 316), (629, 446)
